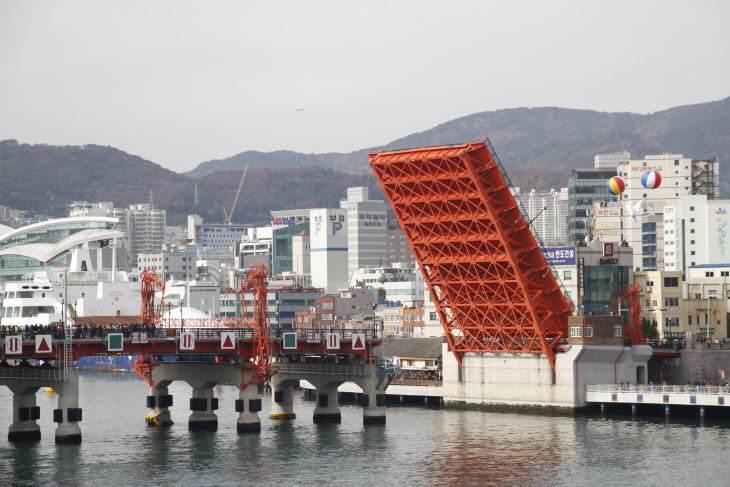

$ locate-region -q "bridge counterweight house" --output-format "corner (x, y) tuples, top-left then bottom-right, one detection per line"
(0, 265), (388, 442)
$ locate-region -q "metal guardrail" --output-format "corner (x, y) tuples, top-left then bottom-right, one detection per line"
(0, 367), (66, 381)
(277, 363), (375, 376)
(586, 384), (730, 395)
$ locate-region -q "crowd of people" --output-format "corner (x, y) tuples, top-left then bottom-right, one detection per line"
(394, 370), (441, 381)
(0, 323), (159, 340)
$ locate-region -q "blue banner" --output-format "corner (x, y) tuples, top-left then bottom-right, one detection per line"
(541, 247), (577, 265)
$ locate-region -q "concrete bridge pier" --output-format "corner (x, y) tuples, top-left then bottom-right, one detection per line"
(188, 386), (219, 431)
(53, 375), (82, 444)
(236, 373), (262, 433)
(269, 374), (297, 420)
(7, 384), (41, 442)
(353, 375), (386, 425)
(311, 381), (343, 423)
(146, 381), (174, 427)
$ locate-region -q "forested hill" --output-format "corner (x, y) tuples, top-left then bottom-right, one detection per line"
(0, 140), (189, 216)
(186, 96), (730, 196)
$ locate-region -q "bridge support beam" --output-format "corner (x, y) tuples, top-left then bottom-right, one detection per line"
(188, 387), (218, 431)
(236, 378), (261, 433)
(7, 384), (41, 442)
(146, 381), (174, 427)
(53, 375), (82, 444)
(312, 382), (342, 423)
(270, 374), (297, 420)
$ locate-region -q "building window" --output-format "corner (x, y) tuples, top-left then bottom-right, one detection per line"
(664, 277), (679, 287)
(564, 270), (572, 280)
(585, 325), (594, 338)
(690, 229), (695, 233)
(664, 297), (679, 307)
(690, 218), (695, 222)
(722, 271), (730, 277)
(613, 324), (623, 337)
(570, 325), (582, 338)
(706, 272), (714, 277)
(690, 207), (694, 211)
(691, 240), (695, 245)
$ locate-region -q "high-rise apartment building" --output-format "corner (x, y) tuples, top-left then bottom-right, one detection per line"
(519, 188), (569, 246)
(340, 187), (387, 280)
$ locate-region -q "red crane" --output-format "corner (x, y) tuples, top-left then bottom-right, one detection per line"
(238, 265), (279, 386)
(613, 283), (644, 345)
(131, 269), (166, 385)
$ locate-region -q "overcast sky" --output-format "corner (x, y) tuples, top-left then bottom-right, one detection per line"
(1, 1), (728, 173)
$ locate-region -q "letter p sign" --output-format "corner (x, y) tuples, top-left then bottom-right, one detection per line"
(332, 222), (342, 234)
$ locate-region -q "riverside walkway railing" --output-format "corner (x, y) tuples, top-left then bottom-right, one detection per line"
(587, 384), (730, 395)
(390, 379), (442, 387)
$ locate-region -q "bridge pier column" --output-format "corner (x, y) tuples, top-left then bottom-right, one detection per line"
(354, 375), (386, 426)
(236, 381), (262, 433)
(313, 383), (342, 423)
(188, 387), (218, 431)
(7, 384), (41, 442)
(269, 374), (297, 420)
(53, 375), (82, 444)
(146, 381), (174, 427)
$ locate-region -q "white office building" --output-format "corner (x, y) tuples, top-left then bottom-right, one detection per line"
(340, 187), (388, 281)
(663, 195), (730, 273)
(310, 208), (348, 294)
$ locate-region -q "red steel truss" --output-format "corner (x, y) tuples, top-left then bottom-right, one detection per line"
(238, 265), (279, 386)
(132, 269), (166, 385)
(369, 141), (571, 371)
(613, 283), (644, 345)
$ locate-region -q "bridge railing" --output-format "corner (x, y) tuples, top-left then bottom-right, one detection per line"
(277, 363), (375, 376)
(0, 367), (66, 381)
(586, 384), (730, 395)
(6, 326), (382, 343)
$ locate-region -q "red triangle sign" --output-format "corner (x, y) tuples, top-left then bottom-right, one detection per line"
(38, 336), (51, 352)
(222, 335), (234, 348)
(354, 335), (364, 349)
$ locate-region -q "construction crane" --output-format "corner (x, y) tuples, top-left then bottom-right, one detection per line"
(238, 264), (279, 386)
(131, 269), (166, 385)
(613, 283), (644, 345)
(223, 165), (248, 225)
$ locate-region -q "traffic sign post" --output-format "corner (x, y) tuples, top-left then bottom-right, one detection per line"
(326, 332), (341, 350)
(5, 335), (22, 355)
(283, 332), (297, 350)
(179, 332), (195, 350)
(35, 335), (53, 353)
(352, 333), (366, 350)
(221, 332), (236, 350)
(108, 333), (123, 352)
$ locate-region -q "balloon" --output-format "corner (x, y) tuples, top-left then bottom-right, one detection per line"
(606, 176), (626, 195)
(641, 170), (662, 189)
